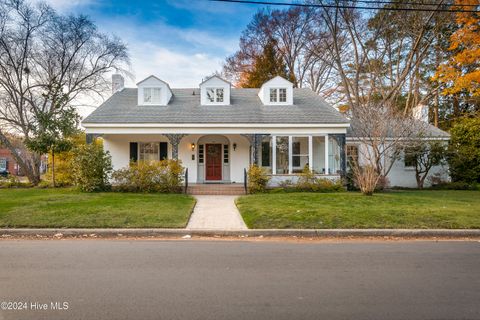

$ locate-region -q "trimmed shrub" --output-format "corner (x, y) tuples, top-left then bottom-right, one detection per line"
(72, 144), (112, 192)
(430, 181), (477, 190)
(112, 160), (184, 193)
(247, 164), (270, 193)
(295, 166), (345, 192)
(0, 175), (33, 188)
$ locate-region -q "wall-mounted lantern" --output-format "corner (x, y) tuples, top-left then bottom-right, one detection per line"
(190, 143), (196, 151)
(233, 143), (237, 151)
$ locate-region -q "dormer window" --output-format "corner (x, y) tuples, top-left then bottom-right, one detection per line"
(137, 76), (172, 106)
(200, 76), (231, 105)
(206, 88), (224, 103)
(258, 76), (293, 105)
(269, 88), (287, 103)
(144, 87), (161, 104)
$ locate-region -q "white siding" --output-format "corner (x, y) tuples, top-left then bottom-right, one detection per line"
(258, 76), (294, 105)
(351, 142), (450, 188)
(103, 134), (250, 184)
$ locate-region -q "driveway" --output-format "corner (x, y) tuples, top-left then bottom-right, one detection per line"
(0, 240), (479, 320)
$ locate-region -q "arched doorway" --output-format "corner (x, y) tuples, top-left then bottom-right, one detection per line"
(197, 135), (230, 183)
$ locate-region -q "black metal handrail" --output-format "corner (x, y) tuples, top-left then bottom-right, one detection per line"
(244, 168), (248, 194)
(184, 168), (188, 194)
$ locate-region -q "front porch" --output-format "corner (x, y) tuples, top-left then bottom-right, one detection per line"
(91, 131), (347, 186)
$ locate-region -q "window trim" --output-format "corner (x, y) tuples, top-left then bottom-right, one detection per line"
(269, 87), (288, 103)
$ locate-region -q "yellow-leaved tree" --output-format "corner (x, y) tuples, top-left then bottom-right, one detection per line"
(434, 0), (480, 97)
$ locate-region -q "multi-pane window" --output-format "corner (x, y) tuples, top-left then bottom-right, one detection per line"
(346, 145), (359, 166)
(198, 144), (205, 164)
(279, 88), (287, 102)
(139, 142), (159, 162)
(206, 88), (224, 103)
(269, 88), (278, 102)
(292, 137), (309, 171)
(223, 145), (229, 164)
(269, 88), (287, 103)
(404, 147), (416, 167)
(0, 158), (7, 171)
(143, 87), (161, 104)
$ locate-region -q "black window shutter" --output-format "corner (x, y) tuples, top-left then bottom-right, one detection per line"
(160, 142), (168, 160)
(129, 142), (138, 162)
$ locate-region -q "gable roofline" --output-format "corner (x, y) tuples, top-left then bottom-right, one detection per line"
(199, 75), (232, 86)
(136, 75), (173, 91)
(261, 75), (293, 87)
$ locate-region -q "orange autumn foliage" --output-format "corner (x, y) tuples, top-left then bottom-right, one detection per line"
(434, 0), (480, 96)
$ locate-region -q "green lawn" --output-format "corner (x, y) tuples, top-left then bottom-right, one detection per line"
(236, 190), (480, 229)
(0, 188), (196, 228)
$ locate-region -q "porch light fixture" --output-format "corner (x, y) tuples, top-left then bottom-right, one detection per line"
(233, 143), (237, 151)
(190, 143), (196, 151)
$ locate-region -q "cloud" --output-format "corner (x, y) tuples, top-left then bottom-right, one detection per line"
(31, 0), (94, 12)
(95, 17), (235, 86)
(128, 43), (223, 87)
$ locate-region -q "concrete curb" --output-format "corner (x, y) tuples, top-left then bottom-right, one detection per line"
(1, 228), (480, 238)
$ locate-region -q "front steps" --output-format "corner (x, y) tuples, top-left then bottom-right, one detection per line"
(187, 183), (246, 195)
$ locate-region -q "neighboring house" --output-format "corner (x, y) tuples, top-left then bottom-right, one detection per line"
(0, 148), (48, 177)
(82, 74), (450, 187)
(0, 148), (18, 175)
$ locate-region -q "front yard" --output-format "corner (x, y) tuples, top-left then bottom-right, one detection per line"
(0, 188), (196, 228)
(236, 190), (480, 229)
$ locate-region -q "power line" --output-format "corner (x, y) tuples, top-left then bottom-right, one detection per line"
(211, 0), (480, 13)
(334, 0), (479, 7)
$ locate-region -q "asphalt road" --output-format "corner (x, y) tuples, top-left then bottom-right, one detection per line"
(0, 240), (479, 320)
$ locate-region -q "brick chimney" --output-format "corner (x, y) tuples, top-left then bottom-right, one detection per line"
(112, 73), (124, 94)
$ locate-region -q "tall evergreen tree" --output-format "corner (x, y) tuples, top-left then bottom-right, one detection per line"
(239, 38), (294, 88)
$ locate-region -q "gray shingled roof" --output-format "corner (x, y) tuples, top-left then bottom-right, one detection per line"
(346, 119), (450, 138)
(82, 88), (350, 124)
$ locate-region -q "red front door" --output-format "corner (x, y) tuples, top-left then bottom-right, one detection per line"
(206, 144), (222, 181)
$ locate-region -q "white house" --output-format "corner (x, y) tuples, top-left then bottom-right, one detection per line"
(82, 74), (449, 188)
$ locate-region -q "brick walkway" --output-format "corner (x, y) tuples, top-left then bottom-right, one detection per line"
(186, 195), (248, 230)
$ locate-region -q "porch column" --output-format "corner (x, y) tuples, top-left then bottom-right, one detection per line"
(272, 135), (277, 174)
(241, 134), (257, 165)
(165, 134), (187, 160)
(324, 134), (329, 174)
(288, 136), (293, 174)
(308, 135), (313, 171)
(254, 134), (267, 165)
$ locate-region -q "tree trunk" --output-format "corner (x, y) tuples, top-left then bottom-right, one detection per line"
(416, 173), (424, 189)
(453, 95), (460, 118)
(51, 150), (55, 187)
(0, 132), (41, 185)
(434, 88), (439, 127)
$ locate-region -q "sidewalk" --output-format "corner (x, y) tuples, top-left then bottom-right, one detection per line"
(187, 195), (248, 230)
